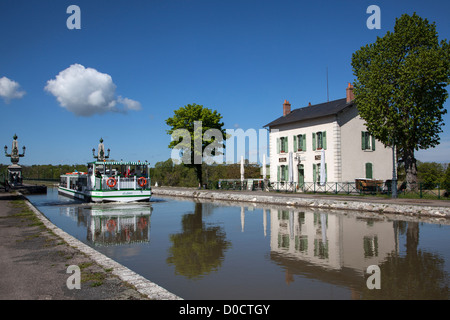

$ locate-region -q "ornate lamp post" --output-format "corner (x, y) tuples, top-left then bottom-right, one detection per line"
(92, 138), (110, 176)
(4, 134), (26, 186)
(4, 134), (26, 164)
(92, 138), (110, 161)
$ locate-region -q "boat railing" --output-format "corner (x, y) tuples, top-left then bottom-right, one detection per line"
(96, 176), (150, 191)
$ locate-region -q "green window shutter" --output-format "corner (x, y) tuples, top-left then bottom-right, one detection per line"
(277, 138), (280, 153)
(365, 163), (373, 179)
(313, 164), (317, 182)
(325, 163), (327, 182)
(361, 131), (366, 150)
(322, 131), (327, 150)
(293, 135), (297, 151)
(285, 137), (289, 153)
(312, 133), (316, 151)
(277, 166), (280, 181)
(371, 136), (376, 151)
(303, 134), (306, 151)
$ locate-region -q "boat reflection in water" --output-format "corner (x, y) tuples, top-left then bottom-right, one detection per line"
(59, 204), (152, 246)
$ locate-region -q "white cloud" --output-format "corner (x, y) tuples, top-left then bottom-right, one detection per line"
(44, 64), (141, 116)
(0, 76), (26, 103)
(118, 96), (142, 111)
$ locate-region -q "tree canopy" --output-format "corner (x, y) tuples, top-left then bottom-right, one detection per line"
(351, 13), (450, 186)
(166, 103), (227, 186)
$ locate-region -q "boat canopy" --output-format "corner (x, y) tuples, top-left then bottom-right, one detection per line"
(89, 161), (149, 166)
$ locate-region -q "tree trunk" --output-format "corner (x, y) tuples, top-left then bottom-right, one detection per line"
(404, 149), (418, 191)
(195, 164), (203, 188)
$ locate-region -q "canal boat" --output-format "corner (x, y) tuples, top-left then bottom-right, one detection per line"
(58, 161), (151, 202)
(58, 139), (151, 203)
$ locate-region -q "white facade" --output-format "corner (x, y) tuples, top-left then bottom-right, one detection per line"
(268, 101), (394, 185)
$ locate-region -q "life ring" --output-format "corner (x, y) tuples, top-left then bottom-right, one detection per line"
(138, 217), (147, 229)
(106, 219), (116, 232)
(138, 177), (147, 187)
(106, 177), (117, 188)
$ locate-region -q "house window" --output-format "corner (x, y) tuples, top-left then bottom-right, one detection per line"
(312, 131), (327, 150)
(361, 131), (376, 151)
(277, 165), (289, 181)
(277, 136), (288, 153)
(312, 163), (327, 183)
(363, 236), (378, 258)
(295, 235), (308, 252)
(314, 239), (329, 259)
(294, 134), (307, 151)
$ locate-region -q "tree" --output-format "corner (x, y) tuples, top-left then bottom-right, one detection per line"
(442, 164), (450, 195)
(166, 103), (227, 186)
(417, 161), (444, 189)
(351, 13), (450, 188)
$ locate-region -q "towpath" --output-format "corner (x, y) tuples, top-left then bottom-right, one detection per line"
(0, 191), (180, 300)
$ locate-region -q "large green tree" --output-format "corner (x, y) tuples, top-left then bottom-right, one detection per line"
(351, 13), (450, 187)
(166, 103), (227, 186)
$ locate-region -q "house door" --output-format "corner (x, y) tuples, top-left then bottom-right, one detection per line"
(298, 164), (304, 187)
(365, 163), (373, 179)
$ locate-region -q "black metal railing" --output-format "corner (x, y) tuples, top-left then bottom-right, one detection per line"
(215, 179), (448, 200)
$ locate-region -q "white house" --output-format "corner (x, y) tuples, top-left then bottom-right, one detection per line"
(264, 83), (394, 189)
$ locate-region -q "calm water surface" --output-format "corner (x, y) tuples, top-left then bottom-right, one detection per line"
(27, 188), (449, 299)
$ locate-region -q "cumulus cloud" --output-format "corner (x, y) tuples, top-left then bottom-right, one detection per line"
(118, 96), (142, 111)
(0, 76), (26, 103)
(44, 64), (141, 116)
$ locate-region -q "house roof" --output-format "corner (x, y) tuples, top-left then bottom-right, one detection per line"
(264, 98), (353, 128)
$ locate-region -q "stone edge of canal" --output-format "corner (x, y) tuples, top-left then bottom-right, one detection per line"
(20, 192), (183, 301)
(151, 187), (450, 220)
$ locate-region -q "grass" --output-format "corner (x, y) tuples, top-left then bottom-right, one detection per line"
(9, 198), (46, 227)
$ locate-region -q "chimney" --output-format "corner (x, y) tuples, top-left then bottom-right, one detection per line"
(346, 83), (354, 103)
(283, 100), (291, 116)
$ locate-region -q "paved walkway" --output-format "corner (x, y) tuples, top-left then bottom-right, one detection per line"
(0, 191), (181, 300)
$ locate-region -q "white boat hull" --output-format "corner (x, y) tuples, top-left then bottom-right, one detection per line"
(58, 186), (151, 203)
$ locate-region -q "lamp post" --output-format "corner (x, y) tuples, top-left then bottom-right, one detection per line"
(4, 134), (26, 186)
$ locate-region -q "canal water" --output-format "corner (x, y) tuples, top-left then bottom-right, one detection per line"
(27, 188), (449, 300)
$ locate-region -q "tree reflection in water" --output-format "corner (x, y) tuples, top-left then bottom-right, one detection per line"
(167, 202), (231, 279)
(362, 222), (449, 300)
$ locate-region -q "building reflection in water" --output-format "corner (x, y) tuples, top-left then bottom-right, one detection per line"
(59, 205), (152, 246)
(239, 205), (448, 299)
(269, 209), (396, 274)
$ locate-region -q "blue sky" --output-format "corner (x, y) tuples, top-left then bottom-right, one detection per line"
(1, 0), (449, 166)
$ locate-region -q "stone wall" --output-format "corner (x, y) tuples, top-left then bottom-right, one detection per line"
(152, 187), (450, 220)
